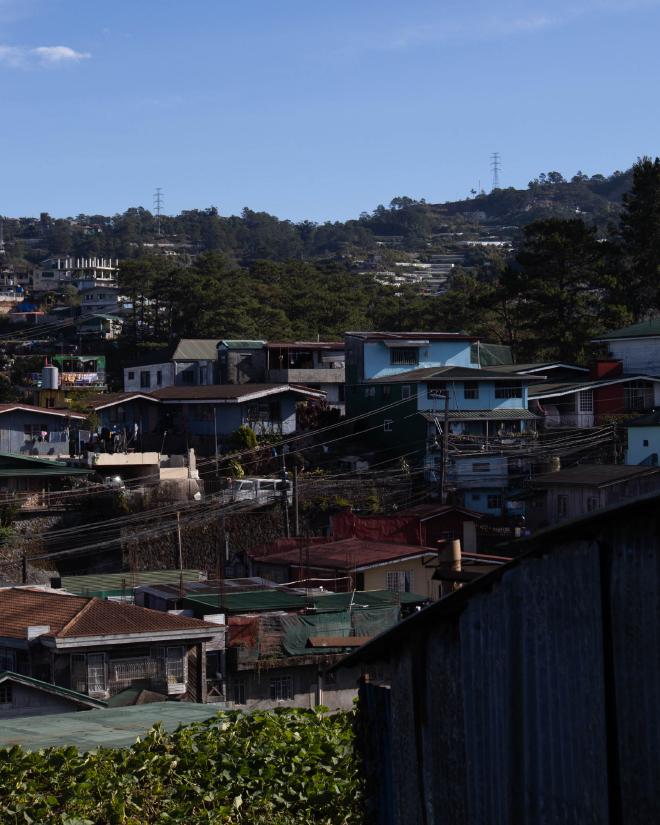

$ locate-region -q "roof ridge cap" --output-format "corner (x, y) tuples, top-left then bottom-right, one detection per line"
(57, 595), (95, 636)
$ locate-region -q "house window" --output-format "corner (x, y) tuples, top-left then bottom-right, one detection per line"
(107, 405), (126, 424)
(463, 382), (479, 400)
(472, 462), (491, 472)
(557, 494), (568, 518)
(586, 496), (599, 513)
(165, 646), (185, 686)
(270, 676), (293, 701)
(401, 385), (412, 400)
(233, 680), (247, 705)
(140, 370), (151, 389)
(246, 401), (279, 422)
(487, 494), (502, 510)
(471, 494), (480, 502)
(495, 384), (522, 399)
(199, 366), (207, 384)
(0, 684), (12, 704)
(24, 424), (49, 442)
(386, 570), (414, 593)
(382, 385), (391, 399)
(0, 648), (16, 671)
(364, 387), (376, 398)
(127, 371), (135, 381)
(427, 382), (447, 400)
(156, 370), (163, 386)
(644, 439), (650, 447)
(624, 381), (653, 412)
(578, 390), (593, 412)
(383, 419), (393, 432)
(389, 348), (418, 366)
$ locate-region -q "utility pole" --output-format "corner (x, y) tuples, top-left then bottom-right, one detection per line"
(21, 553), (27, 584)
(279, 448), (291, 538)
(293, 464), (300, 537)
(439, 392), (450, 504)
(176, 511), (184, 598)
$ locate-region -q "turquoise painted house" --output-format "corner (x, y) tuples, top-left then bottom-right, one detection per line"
(344, 332), (538, 516)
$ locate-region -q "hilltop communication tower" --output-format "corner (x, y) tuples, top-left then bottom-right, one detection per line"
(153, 187), (164, 236)
(490, 152), (501, 191)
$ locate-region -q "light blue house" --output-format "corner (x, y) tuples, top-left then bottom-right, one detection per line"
(626, 410), (660, 466)
(93, 384), (325, 456)
(344, 331), (536, 517)
(0, 403), (87, 457)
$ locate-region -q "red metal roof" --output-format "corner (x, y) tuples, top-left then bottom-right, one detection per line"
(253, 538), (436, 571)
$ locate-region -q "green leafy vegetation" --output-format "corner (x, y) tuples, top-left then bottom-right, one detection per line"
(0, 708), (363, 825)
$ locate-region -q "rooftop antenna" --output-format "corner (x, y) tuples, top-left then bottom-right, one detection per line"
(490, 152), (501, 191)
(153, 187), (164, 236)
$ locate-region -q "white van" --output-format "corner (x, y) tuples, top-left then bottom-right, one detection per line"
(228, 477), (292, 505)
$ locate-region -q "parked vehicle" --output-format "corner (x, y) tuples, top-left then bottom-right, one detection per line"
(228, 477), (292, 505)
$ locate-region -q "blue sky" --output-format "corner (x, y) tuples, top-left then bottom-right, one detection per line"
(1, 0), (659, 221)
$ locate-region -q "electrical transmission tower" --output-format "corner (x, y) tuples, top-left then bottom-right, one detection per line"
(490, 152), (501, 191)
(153, 188), (164, 236)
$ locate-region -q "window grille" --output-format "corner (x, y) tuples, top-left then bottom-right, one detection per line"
(472, 462), (491, 472)
(270, 676), (293, 701)
(389, 348), (418, 366)
(427, 382), (446, 400)
(401, 385), (412, 399)
(495, 384), (522, 399)
(578, 390), (593, 412)
(233, 680), (247, 705)
(463, 382), (479, 400)
(386, 571), (414, 593)
(0, 648), (16, 672)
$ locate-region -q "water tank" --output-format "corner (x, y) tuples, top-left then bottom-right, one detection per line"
(41, 365), (59, 390)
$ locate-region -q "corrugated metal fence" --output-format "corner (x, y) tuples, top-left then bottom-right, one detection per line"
(358, 512), (660, 825)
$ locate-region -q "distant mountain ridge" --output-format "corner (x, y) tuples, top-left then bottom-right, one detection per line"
(0, 168), (636, 263)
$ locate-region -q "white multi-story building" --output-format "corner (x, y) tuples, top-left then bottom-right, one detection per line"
(33, 257), (119, 293)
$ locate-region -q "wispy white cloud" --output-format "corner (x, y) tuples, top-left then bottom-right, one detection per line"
(366, 0), (660, 53)
(0, 43), (90, 68)
(33, 45), (90, 64)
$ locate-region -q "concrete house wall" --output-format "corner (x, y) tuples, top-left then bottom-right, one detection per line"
(627, 426), (660, 465)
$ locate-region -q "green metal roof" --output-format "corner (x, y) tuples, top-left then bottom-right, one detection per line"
(185, 589), (308, 614)
(593, 318), (660, 340)
(0, 467), (92, 478)
(60, 569), (205, 598)
(219, 339), (265, 350)
(184, 588), (428, 615)
(0, 671), (107, 710)
(0, 453), (93, 477)
(0, 703), (224, 751)
(172, 339), (221, 360)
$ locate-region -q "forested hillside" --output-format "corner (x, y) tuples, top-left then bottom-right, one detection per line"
(1, 167), (634, 264)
